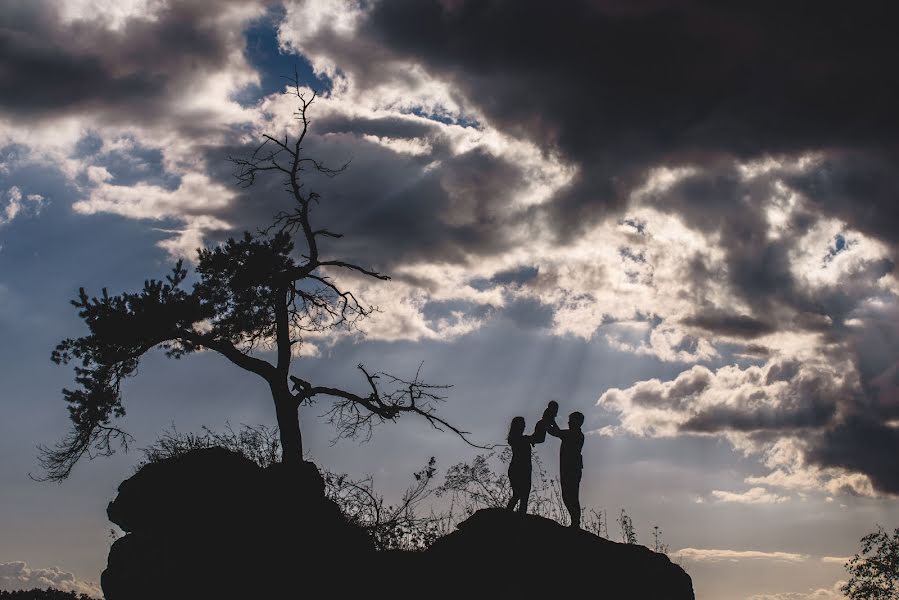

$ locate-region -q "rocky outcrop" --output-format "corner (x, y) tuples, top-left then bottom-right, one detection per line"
(102, 448), (371, 600)
(426, 508), (694, 598)
(102, 449), (694, 599)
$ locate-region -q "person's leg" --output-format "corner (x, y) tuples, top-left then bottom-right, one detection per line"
(561, 469), (582, 528)
(560, 481), (573, 525)
(569, 470), (582, 528)
(516, 470), (531, 514)
(518, 492), (528, 514)
(507, 467), (519, 511)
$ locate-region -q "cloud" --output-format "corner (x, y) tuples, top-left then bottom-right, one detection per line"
(598, 353), (899, 496)
(746, 581), (846, 600)
(819, 556), (850, 565)
(1, 186), (45, 225)
(317, 0), (899, 250)
(682, 311), (775, 339)
(72, 172), (233, 257)
(0, 561), (101, 597)
(674, 548), (808, 563)
(598, 359), (847, 437)
(710, 487), (789, 505)
(0, 0), (263, 124)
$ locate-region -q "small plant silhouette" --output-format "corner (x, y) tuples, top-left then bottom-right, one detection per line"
(652, 525), (670, 554)
(618, 508), (637, 544)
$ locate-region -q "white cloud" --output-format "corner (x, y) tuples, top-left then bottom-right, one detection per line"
(58, 0), (166, 30)
(73, 173), (233, 258)
(820, 556), (851, 564)
(1, 186), (46, 226)
(746, 581), (846, 600)
(596, 357), (881, 497)
(674, 548), (808, 563)
(711, 487), (790, 504)
(0, 561), (101, 597)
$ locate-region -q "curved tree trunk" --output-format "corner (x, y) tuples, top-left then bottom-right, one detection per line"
(273, 387), (303, 463)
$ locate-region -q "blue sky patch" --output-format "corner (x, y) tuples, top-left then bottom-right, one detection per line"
(236, 6), (331, 106)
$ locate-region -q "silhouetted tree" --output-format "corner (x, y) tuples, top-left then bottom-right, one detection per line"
(842, 526), (899, 599)
(41, 81), (476, 481)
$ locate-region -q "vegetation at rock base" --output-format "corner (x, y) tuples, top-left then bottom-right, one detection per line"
(138, 424), (671, 552)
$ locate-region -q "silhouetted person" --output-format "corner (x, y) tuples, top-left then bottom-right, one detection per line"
(547, 411), (585, 528)
(505, 416), (533, 514)
(530, 400), (559, 445)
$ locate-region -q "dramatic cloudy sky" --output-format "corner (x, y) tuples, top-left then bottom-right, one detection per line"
(2, 1), (898, 598)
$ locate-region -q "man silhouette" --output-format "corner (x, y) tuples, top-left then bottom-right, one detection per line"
(547, 411), (585, 528)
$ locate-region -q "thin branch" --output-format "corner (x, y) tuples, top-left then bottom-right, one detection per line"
(34, 425), (134, 483)
(290, 365), (493, 450)
(317, 260), (391, 281)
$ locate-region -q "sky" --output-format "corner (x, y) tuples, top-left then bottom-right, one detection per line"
(1, 1), (898, 598)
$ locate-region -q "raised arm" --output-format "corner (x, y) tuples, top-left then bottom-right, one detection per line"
(546, 421), (563, 438)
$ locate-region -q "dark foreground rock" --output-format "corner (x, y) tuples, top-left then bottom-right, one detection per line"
(103, 448), (694, 599)
(102, 448), (372, 600)
(424, 508), (694, 598)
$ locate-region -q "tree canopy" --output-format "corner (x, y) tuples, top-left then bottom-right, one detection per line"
(843, 526), (899, 600)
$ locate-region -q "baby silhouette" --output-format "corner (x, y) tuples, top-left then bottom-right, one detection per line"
(530, 400), (559, 445)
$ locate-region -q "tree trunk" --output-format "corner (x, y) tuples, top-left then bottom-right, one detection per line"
(273, 387), (303, 463)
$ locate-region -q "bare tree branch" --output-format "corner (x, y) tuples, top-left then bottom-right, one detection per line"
(291, 364), (494, 450)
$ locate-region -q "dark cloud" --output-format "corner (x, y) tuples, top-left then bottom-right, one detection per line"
(320, 2), (899, 400)
(680, 386), (840, 434)
(0, 0), (257, 125)
(765, 360), (800, 385)
(682, 311), (775, 339)
(650, 168), (800, 313)
(788, 150), (899, 248)
(667, 367), (712, 400)
(352, 0), (899, 239)
(315, 114), (439, 140)
(807, 417), (899, 495)
(203, 134), (528, 272)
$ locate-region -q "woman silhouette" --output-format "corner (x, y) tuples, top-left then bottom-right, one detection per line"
(506, 416), (533, 514)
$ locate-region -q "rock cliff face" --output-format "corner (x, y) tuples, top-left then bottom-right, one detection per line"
(103, 448), (694, 600)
